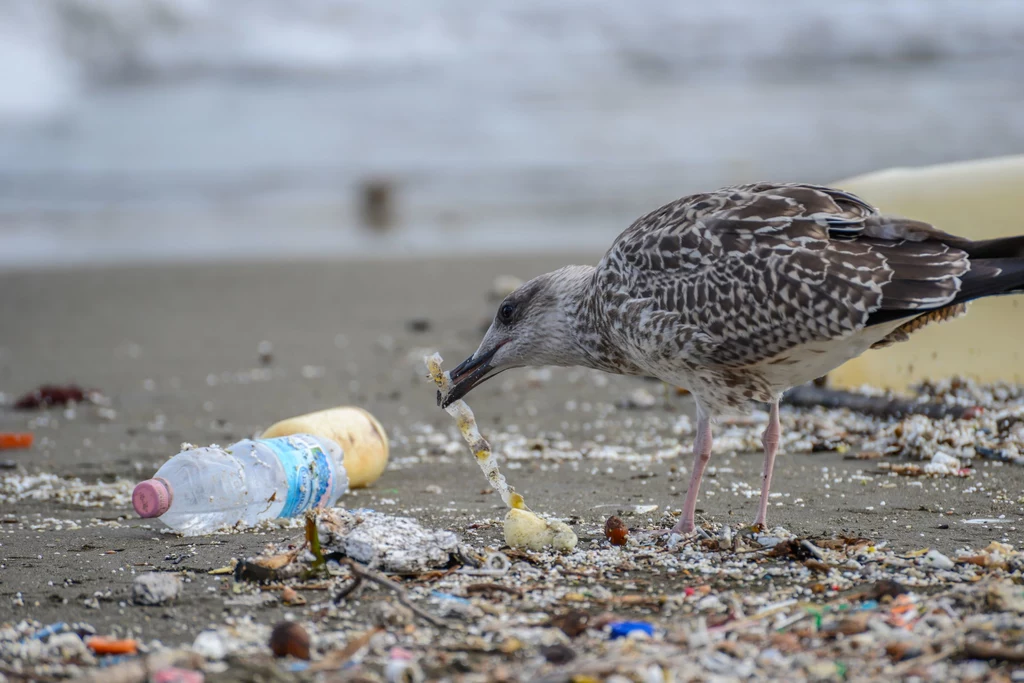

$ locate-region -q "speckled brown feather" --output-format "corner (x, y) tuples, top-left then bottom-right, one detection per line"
(587, 182), (975, 413)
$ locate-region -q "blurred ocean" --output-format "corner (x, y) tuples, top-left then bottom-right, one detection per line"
(1, 0), (1024, 270)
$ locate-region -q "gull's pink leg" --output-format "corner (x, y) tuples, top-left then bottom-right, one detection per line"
(671, 409), (712, 535)
(753, 398), (781, 528)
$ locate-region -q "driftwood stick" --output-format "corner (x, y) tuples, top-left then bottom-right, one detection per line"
(339, 558), (451, 629)
(782, 385), (978, 420)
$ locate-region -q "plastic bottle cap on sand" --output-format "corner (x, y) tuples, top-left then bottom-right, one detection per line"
(133, 477), (173, 518)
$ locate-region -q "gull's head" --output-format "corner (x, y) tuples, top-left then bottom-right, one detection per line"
(440, 266), (593, 408)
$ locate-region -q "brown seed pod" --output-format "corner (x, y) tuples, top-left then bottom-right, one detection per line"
(269, 621), (311, 660)
(604, 516), (628, 546)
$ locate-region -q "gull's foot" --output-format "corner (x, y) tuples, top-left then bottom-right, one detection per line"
(670, 518), (696, 536)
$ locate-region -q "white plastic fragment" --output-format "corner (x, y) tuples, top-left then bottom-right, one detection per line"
(425, 352), (577, 552)
(192, 630), (228, 661)
(340, 510), (460, 573)
(924, 451), (961, 475)
(922, 549), (956, 570)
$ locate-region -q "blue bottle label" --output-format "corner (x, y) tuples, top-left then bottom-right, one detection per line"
(259, 436), (335, 518)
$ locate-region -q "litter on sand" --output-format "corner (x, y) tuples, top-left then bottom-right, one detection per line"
(425, 352), (577, 552)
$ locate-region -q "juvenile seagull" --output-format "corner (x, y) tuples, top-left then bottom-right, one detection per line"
(440, 182), (1024, 534)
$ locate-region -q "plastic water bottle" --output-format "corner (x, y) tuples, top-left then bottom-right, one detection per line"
(132, 434), (349, 535)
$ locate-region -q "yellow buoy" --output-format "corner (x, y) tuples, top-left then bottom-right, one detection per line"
(260, 407), (389, 488)
(828, 155), (1024, 391)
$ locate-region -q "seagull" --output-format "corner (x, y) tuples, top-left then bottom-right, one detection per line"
(440, 182), (1024, 534)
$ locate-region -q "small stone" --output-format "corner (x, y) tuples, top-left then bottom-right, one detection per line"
(371, 599), (414, 629)
(132, 573), (181, 606)
(257, 340), (273, 365)
(280, 586), (305, 606)
(540, 643), (576, 665)
(269, 621), (310, 660)
(406, 318), (432, 333)
(619, 388), (657, 410)
(549, 609), (591, 638)
(697, 595), (724, 612)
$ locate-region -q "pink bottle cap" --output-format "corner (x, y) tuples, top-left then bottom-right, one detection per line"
(133, 477), (173, 518)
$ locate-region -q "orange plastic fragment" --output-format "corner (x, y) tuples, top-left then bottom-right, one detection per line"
(0, 433), (33, 450)
(86, 636), (139, 655)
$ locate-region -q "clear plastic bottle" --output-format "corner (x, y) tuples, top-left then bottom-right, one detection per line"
(132, 434), (348, 535)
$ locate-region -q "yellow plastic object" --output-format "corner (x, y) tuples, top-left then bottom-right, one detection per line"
(260, 407), (389, 488)
(827, 155), (1024, 392)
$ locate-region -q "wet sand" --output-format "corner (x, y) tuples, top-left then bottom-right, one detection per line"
(1, 256), (1022, 646)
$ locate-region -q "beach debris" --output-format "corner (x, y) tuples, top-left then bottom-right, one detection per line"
(548, 609), (593, 638)
(152, 668), (204, 683)
(339, 510), (460, 573)
(234, 549), (304, 583)
(14, 384), (99, 410)
(237, 509), (462, 584)
(425, 352), (578, 552)
(617, 387), (658, 410)
(539, 643), (576, 665)
(260, 405), (389, 489)
(603, 515), (629, 546)
(132, 572), (181, 606)
(608, 621), (656, 640)
(79, 649), (203, 683)
(86, 636), (138, 656)
(384, 647), (425, 683)
(922, 549), (956, 570)
(257, 340), (274, 365)
(782, 383), (979, 419)
(0, 432), (33, 449)
(192, 630), (228, 661)
(336, 557), (451, 629)
(407, 318), (432, 333)
(269, 622), (310, 660)
(504, 508), (577, 552)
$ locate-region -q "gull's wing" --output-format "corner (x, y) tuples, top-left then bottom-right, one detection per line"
(594, 182), (972, 367)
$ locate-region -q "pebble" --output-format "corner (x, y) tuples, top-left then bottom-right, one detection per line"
(269, 622), (310, 661)
(132, 573), (181, 606)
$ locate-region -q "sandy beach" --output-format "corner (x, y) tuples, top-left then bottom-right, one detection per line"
(2, 255), (1023, 661)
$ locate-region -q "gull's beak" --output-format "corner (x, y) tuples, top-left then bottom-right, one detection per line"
(437, 342), (506, 408)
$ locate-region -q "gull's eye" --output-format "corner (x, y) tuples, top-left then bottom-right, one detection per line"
(499, 302), (516, 324)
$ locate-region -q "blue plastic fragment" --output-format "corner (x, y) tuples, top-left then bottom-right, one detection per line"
(30, 622), (67, 641)
(287, 661), (310, 672)
(860, 600), (879, 610)
(430, 591), (471, 605)
(608, 621), (655, 639)
(98, 655), (137, 668)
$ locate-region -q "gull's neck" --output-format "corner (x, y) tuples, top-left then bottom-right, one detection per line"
(560, 265), (641, 375)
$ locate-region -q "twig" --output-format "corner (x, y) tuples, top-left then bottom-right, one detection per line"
(305, 513), (326, 572)
(307, 627), (383, 673)
(890, 645), (957, 676)
(964, 640), (1024, 663)
(782, 385), (977, 420)
(340, 559), (452, 629)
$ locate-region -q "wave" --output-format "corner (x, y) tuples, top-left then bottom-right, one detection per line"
(2, 0), (1023, 119)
